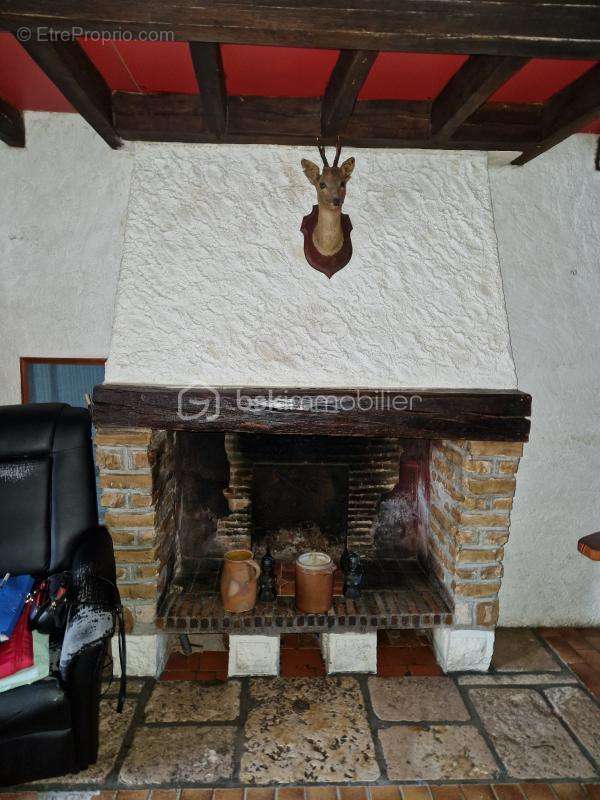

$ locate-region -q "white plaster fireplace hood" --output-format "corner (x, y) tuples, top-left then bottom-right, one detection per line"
(105, 143), (516, 391)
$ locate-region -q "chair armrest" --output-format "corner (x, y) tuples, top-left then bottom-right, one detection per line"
(59, 526), (120, 682)
(65, 640), (108, 770)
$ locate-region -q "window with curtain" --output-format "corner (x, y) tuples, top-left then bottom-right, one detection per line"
(20, 358), (105, 407)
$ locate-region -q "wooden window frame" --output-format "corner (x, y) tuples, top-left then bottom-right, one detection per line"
(20, 356), (107, 404)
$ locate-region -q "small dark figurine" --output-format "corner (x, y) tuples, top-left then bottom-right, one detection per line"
(258, 546), (277, 603)
(341, 549), (363, 599)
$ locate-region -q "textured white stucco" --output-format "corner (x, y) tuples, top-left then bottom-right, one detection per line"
(106, 143), (516, 389)
(0, 113), (134, 404)
(489, 137), (600, 626)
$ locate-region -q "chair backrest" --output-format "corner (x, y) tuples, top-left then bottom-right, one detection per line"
(0, 403), (98, 575)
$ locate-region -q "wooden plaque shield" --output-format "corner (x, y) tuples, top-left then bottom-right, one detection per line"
(300, 205), (353, 279)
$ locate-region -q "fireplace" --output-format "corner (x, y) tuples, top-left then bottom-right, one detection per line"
(93, 384), (529, 676)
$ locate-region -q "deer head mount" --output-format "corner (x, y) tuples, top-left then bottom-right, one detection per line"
(300, 141), (355, 279)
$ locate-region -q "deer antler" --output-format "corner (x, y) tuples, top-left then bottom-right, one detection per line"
(333, 138), (342, 167)
(316, 138), (329, 168)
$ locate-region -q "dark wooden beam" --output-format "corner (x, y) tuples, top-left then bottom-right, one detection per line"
(189, 42), (227, 139)
(2, 1), (600, 58)
(431, 56), (529, 139)
(17, 38), (121, 149)
(513, 62), (600, 165)
(92, 384), (531, 440)
(321, 50), (378, 137)
(0, 97), (25, 147)
(112, 92), (542, 151)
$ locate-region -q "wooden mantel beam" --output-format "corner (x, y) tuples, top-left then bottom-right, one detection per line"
(0, 97), (25, 147)
(189, 42), (228, 140)
(513, 62), (600, 165)
(112, 92), (542, 151)
(17, 37), (121, 149)
(321, 50), (378, 137)
(1, 1), (600, 58)
(431, 56), (529, 140)
(92, 383), (532, 441)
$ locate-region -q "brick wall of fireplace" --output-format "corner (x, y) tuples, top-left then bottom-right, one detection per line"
(94, 426), (521, 641)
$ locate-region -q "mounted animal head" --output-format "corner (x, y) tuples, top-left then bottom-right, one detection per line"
(301, 141), (355, 212)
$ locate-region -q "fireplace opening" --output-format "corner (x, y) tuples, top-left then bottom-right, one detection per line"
(251, 463), (349, 559)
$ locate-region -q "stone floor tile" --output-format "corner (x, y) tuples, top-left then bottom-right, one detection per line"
(378, 724), (498, 781)
(240, 676), (379, 784)
(144, 679), (240, 722)
(469, 687), (596, 779)
(458, 674), (578, 686)
(103, 678), (147, 696)
(545, 686), (600, 762)
(492, 630), (561, 673)
(368, 676), (470, 721)
(119, 724), (236, 784)
(149, 792), (178, 800)
(116, 792), (149, 800)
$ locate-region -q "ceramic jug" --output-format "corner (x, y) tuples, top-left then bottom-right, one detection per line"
(295, 551), (336, 613)
(220, 549), (261, 613)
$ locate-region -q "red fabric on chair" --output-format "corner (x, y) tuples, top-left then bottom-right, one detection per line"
(0, 608), (33, 679)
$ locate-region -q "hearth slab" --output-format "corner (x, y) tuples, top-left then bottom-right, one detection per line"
(240, 676), (379, 784)
(158, 559), (452, 634)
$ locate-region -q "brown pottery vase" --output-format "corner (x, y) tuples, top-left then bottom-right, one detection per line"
(220, 549), (261, 613)
(295, 551), (336, 613)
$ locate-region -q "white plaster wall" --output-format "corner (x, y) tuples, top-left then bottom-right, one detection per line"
(0, 112), (134, 405)
(106, 144), (516, 389)
(489, 136), (600, 625)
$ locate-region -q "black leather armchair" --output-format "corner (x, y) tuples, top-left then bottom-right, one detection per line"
(0, 403), (122, 786)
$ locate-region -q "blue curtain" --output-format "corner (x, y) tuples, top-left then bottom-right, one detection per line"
(26, 363), (105, 407)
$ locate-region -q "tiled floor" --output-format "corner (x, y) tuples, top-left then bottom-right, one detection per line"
(5, 629), (600, 794)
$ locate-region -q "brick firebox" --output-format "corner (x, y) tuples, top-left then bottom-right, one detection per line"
(94, 427), (521, 651)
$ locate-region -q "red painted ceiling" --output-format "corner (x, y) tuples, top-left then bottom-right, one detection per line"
(1, 34), (599, 132)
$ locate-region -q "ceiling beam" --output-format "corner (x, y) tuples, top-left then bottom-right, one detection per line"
(512, 63), (600, 165)
(189, 42), (227, 140)
(0, 97), (25, 147)
(2, 1), (600, 58)
(17, 38), (121, 149)
(321, 50), (378, 137)
(112, 92), (542, 152)
(431, 56), (529, 140)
